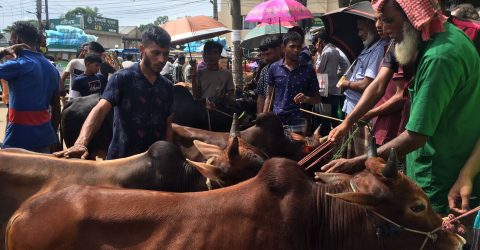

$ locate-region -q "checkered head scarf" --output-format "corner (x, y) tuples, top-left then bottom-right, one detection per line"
(371, 0), (447, 41)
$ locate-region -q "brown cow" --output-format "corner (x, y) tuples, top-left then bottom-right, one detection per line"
(0, 133), (267, 250)
(173, 112), (309, 161)
(6, 152), (465, 250)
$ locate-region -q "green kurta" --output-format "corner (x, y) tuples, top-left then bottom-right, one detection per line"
(406, 23), (480, 214)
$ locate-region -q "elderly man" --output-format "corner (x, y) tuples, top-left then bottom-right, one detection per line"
(338, 17), (387, 116)
(323, 0), (480, 215)
(337, 16), (388, 156)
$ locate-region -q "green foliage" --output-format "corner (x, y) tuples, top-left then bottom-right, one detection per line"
(63, 7), (102, 19)
(139, 16), (169, 32)
(153, 16), (169, 26)
(138, 23), (156, 32)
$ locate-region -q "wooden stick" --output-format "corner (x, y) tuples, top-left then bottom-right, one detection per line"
(306, 148), (333, 171)
(300, 108), (344, 122)
(207, 109), (212, 131)
(298, 140), (332, 166)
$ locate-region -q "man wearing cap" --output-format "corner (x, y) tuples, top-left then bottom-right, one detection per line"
(323, 0), (480, 215)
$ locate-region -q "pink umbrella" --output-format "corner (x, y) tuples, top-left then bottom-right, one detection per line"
(257, 21), (298, 28)
(245, 0), (313, 24)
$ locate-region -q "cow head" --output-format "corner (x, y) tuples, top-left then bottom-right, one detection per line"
(241, 113), (305, 160)
(326, 144), (465, 249)
(187, 114), (268, 187)
(187, 137), (267, 187)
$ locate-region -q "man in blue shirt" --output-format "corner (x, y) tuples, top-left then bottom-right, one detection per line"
(56, 26), (174, 160)
(0, 21), (60, 153)
(338, 17), (387, 116)
(70, 53), (108, 98)
(264, 32), (321, 126)
(335, 17), (387, 156)
(255, 36), (282, 114)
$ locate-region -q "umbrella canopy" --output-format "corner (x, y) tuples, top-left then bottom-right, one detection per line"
(240, 24), (290, 49)
(320, 1), (375, 62)
(245, 0), (313, 24)
(161, 16), (231, 45)
(258, 21), (297, 28)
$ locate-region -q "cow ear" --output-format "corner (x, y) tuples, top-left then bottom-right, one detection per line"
(326, 192), (380, 208)
(314, 173), (352, 184)
(227, 136), (240, 159)
(186, 158), (222, 181)
(288, 132), (304, 142)
(193, 140), (223, 159)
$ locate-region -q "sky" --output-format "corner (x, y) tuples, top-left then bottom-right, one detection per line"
(0, 0), (219, 30)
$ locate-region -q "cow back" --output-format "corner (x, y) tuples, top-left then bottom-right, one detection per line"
(6, 158), (319, 250)
(61, 94), (113, 157)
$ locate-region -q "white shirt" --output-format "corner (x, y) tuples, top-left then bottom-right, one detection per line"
(122, 61), (135, 69)
(64, 58), (85, 99)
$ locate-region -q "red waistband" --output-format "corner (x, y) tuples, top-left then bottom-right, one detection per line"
(8, 108), (51, 126)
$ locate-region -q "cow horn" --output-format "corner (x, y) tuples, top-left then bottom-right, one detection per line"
(230, 113), (240, 138)
(313, 125), (321, 137)
(367, 135), (378, 158)
(382, 148), (398, 178)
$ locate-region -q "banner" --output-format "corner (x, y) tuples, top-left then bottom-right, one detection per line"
(49, 17), (82, 30)
(84, 16), (119, 33)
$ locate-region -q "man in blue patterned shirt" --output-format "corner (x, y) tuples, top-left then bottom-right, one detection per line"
(57, 26), (174, 160)
(264, 32), (321, 126)
(255, 36), (282, 114)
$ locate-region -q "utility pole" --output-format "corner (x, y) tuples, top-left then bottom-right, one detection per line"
(36, 0), (42, 31)
(231, 0), (243, 93)
(210, 0), (218, 20)
(45, 0), (49, 30)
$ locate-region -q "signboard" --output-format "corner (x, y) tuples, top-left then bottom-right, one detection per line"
(84, 16), (119, 33)
(49, 17), (82, 30)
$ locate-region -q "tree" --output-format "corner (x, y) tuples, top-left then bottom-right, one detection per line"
(63, 7), (102, 19)
(153, 16), (169, 26)
(139, 16), (169, 32)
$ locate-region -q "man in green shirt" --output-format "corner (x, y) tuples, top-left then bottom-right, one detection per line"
(322, 0), (480, 214)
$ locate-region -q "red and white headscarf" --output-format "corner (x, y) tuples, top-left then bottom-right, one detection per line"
(371, 0), (447, 41)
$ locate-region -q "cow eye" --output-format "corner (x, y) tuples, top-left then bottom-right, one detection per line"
(410, 204), (426, 213)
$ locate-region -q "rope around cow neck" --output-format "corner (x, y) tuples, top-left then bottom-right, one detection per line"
(350, 178), (476, 250)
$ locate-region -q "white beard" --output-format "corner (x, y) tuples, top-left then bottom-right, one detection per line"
(363, 31), (375, 47)
(394, 22), (420, 65)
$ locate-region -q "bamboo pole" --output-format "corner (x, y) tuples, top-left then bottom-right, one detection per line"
(300, 108), (344, 122)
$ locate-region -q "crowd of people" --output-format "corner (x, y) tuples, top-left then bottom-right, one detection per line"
(0, 0), (479, 226)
